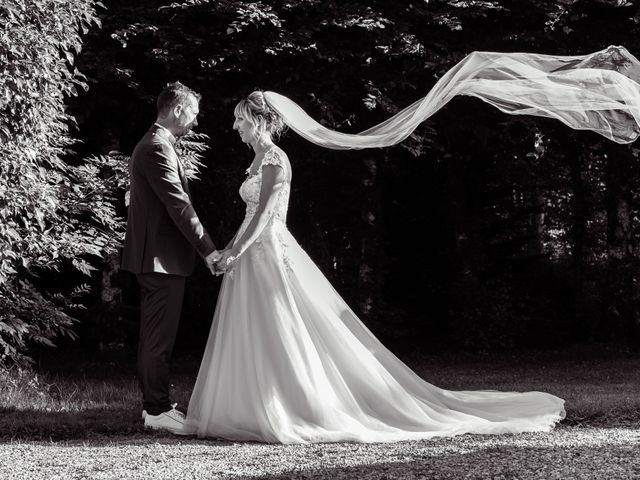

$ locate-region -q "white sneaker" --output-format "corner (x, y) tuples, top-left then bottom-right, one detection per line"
(144, 405), (188, 435)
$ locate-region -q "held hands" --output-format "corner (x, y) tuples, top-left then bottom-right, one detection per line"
(204, 249), (238, 276)
(204, 250), (223, 275)
(214, 249), (238, 275)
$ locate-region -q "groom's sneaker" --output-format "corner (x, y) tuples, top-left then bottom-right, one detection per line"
(144, 405), (188, 435)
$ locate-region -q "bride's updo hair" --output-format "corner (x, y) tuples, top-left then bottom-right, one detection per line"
(234, 91), (286, 140)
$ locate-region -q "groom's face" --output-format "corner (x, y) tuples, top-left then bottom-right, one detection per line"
(175, 95), (199, 136)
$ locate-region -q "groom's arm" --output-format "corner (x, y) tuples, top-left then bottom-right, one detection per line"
(143, 144), (216, 258)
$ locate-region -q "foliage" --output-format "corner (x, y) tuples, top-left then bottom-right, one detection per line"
(0, 0), (126, 366)
(59, 0), (640, 353)
(175, 131), (211, 181)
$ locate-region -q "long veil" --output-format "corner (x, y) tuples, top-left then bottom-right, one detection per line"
(264, 45), (640, 149)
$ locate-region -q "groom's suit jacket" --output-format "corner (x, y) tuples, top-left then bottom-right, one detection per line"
(121, 124), (215, 276)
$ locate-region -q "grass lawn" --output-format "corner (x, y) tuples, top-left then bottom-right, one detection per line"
(1, 345), (639, 479)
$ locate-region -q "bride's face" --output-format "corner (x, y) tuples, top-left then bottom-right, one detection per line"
(233, 114), (257, 144)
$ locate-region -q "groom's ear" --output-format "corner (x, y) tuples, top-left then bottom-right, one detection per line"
(173, 104), (184, 118)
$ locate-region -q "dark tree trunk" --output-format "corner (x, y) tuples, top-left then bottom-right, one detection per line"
(568, 148), (591, 339)
(357, 155), (384, 323)
(443, 151), (485, 350)
(526, 186), (545, 258)
(526, 133), (546, 259)
(602, 145), (640, 348)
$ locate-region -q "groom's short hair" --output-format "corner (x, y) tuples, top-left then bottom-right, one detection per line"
(157, 81), (202, 117)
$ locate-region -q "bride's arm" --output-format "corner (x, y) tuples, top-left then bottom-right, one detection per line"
(225, 164), (285, 262)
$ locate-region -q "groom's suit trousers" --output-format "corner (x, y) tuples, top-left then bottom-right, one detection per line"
(136, 272), (186, 415)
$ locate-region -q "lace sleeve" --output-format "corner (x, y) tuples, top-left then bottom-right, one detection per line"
(260, 148), (288, 173)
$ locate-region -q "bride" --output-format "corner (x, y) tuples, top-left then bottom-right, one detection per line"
(183, 45), (640, 443)
(183, 93), (566, 443)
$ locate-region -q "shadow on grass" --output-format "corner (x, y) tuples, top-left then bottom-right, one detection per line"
(0, 406), (151, 441)
(2, 403), (639, 444)
(4, 346), (639, 443)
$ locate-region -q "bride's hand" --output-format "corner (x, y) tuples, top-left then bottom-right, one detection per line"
(215, 249), (238, 273)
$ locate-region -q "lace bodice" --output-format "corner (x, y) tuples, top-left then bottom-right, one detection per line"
(238, 147), (291, 232)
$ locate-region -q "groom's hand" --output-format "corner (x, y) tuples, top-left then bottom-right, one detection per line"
(205, 250), (222, 274)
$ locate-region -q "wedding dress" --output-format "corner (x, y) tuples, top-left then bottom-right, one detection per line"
(180, 43), (640, 442)
(183, 146), (565, 443)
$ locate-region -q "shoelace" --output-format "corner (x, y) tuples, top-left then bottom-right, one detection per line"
(168, 403), (186, 419)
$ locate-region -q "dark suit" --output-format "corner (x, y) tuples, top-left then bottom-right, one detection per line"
(121, 124), (215, 415)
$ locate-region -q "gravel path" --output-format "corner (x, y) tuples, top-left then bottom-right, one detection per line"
(1, 426), (639, 480)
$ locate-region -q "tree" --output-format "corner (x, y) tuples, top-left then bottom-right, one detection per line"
(0, 0), (127, 366)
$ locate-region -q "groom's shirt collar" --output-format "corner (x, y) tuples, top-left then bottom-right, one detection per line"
(153, 123), (177, 145)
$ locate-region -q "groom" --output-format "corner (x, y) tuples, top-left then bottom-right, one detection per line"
(121, 81), (219, 434)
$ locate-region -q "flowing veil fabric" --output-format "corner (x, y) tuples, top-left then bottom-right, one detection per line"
(265, 45), (640, 148)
